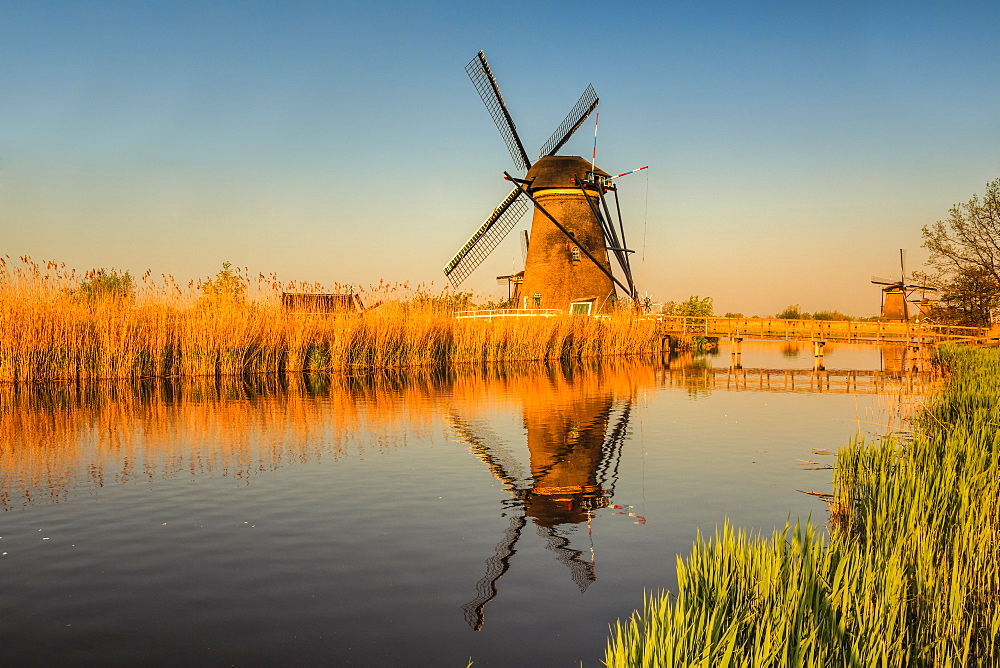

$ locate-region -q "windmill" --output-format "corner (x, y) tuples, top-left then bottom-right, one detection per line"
(443, 50), (638, 314)
(447, 393), (635, 630)
(871, 249), (938, 321)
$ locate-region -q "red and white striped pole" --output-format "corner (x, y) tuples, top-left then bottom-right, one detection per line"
(607, 165), (649, 181)
(590, 113), (599, 176)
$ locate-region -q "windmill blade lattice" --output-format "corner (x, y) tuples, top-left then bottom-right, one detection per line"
(466, 51), (531, 172)
(446, 409), (532, 631)
(446, 410), (530, 489)
(537, 525), (596, 593)
(462, 514), (527, 631)
(539, 84), (599, 158)
(443, 188), (529, 286)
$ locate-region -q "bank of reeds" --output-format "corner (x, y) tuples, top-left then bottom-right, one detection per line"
(605, 344), (1000, 666)
(0, 258), (661, 381)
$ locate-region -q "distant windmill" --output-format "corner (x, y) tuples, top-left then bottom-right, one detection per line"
(871, 249), (938, 321)
(443, 50), (640, 314)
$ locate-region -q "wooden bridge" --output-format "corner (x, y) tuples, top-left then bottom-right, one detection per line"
(653, 316), (990, 345)
(661, 366), (938, 396)
(452, 310), (995, 346)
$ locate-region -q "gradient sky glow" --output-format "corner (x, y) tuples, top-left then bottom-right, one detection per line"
(3, 1), (998, 316)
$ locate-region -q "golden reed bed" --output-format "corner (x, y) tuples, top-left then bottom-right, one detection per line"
(1, 258), (661, 381)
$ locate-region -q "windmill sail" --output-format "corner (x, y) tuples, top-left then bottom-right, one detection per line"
(447, 411), (531, 631)
(466, 51), (531, 172)
(446, 411), (529, 489)
(539, 84), (599, 158)
(462, 514), (527, 631)
(443, 188), (529, 286)
(537, 525), (596, 593)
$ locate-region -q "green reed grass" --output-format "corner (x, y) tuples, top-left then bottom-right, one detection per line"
(0, 257), (663, 381)
(605, 345), (1000, 666)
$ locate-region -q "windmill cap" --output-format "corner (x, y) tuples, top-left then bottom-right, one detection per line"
(525, 155), (610, 191)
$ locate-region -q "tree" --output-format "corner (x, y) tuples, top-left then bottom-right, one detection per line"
(925, 266), (1000, 327)
(921, 178), (1000, 325)
(662, 295), (713, 317)
(200, 262), (246, 303)
(812, 310), (851, 321)
(76, 268), (134, 301)
(776, 304), (807, 319)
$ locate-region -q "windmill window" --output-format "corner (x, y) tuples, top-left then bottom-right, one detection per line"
(571, 246), (581, 262)
(570, 301), (592, 315)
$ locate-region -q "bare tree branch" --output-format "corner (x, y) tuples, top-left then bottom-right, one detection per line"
(921, 178), (1000, 325)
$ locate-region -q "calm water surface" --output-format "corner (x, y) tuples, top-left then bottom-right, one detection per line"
(0, 342), (932, 666)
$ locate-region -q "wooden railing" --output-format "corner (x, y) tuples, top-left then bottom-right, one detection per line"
(450, 311), (995, 344)
(454, 308), (562, 319)
(652, 316), (989, 343)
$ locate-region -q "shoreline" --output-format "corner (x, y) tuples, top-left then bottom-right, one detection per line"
(605, 344), (1000, 665)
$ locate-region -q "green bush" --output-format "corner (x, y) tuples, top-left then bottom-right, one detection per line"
(775, 304), (807, 319)
(75, 268), (134, 302)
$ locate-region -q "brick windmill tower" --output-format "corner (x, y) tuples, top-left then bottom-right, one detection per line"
(443, 51), (638, 314)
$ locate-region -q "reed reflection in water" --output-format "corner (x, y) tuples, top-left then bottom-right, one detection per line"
(0, 344), (936, 666)
(0, 372), (446, 509)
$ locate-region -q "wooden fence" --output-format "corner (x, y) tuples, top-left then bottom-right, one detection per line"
(652, 316), (989, 344)
(454, 309), (562, 319)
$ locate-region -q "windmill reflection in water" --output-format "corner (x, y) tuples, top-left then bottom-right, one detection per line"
(447, 374), (637, 631)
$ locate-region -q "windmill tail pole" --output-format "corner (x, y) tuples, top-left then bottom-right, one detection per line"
(573, 177), (626, 273)
(597, 186), (636, 299)
(609, 188), (637, 301)
(607, 166), (649, 181)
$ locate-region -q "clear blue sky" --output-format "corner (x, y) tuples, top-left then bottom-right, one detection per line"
(3, 0), (998, 316)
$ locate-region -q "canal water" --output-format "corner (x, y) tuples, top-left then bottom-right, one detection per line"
(0, 342), (931, 666)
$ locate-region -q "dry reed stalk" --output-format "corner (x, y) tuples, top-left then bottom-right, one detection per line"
(0, 257), (665, 381)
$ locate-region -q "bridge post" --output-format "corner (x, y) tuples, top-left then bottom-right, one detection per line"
(731, 337), (743, 369)
(813, 340), (826, 371)
(908, 339), (931, 373)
